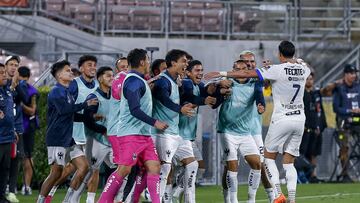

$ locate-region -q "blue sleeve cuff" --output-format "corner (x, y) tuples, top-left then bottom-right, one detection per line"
(255, 69), (264, 82)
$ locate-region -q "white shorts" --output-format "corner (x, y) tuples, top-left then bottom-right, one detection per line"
(265, 119), (304, 157)
(252, 134), (265, 162)
(156, 134), (194, 163)
(89, 139), (115, 170)
(192, 141), (203, 161)
(220, 133), (259, 161)
(69, 144), (86, 160)
(47, 146), (70, 166)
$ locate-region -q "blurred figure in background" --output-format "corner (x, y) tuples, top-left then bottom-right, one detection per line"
(18, 66), (39, 195)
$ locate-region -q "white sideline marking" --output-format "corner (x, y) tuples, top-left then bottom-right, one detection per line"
(237, 192), (360, 203)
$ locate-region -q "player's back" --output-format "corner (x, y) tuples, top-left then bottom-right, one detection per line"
(268, 62), (310, 122)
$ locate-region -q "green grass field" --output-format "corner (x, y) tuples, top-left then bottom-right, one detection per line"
(17, 183), (360, 203)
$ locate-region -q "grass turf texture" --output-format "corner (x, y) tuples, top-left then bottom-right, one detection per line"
(17, 183), (360, 203)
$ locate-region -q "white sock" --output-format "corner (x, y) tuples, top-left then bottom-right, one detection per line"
(184, 161), (198, 203)
(248, 169), (261, 203)
(159, 163), (172, 199)
(164, 184), (173, 203)
(115, 175), (128, 202)
(227, 171), (238, 203)
(264, 158), (281, 197)
(223, 189), (230, 203)
(265, 188), (275, 202)
(283, 163), (297, 203)
(71, 171), (92, 203)
(172, 183), (184, 198)
(63, 187), (74, 203)
(48, 186), (58, 197)
(196, 168), (205, 182)
(86, 192), (96, 203)
(36, 195), (45, 203)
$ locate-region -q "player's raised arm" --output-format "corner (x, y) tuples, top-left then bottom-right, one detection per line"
(204, 69), (259, 80)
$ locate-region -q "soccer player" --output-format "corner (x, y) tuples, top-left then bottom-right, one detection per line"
(69, 66), (115, 203)
(151, 59), (167, 77)
(215, 60), (262, 203)
(115, 57), (128, 74)
(152, 49), (197, 203)
(0, 62), (15, 203)
(239, 51), (275, 202)
(4, 56), (28, 203)
(172, 60), (217, 201)
(47, 55), (98, 202)
(36, 60), (97, 203)
(98, 48), (168, 203)
(205, 41), (311, 203)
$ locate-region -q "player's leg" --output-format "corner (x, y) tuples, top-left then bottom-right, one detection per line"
(192, 141), (205, 183)
(37, 147), (66, 203)
(282, 121), (305, 203)
(221, 133), (240, 203)
(156, 134), (179, 200)
(252, 134), (274, 202)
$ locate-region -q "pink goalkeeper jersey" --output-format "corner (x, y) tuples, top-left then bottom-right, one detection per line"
(111, 71), (127, 100)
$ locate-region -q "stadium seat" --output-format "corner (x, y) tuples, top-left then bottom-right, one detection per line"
(203, 10), (224, 32)
(110, 6), (131, 30)
(184, 10), (203, 32)
(44, 0), (64, 14)
(132, 8), (162, 31)
(118, 0), (136, 6)
(171, 9), (186, 31)
(188, 2), (204, 9)
(70, 4), (95, 26)
(232, 10), (246, 33)
(206, 2), (224, 9)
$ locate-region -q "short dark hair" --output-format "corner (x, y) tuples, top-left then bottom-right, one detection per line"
(186, 53), (193, 61)
(165, 49), (188, 68)
(97, 66), (113, 79)
(278, 41), (295, 58)
(115, 57), (127, 66)
(0, 63), (4, 68)
(187, 60), (202, 72)
(127, 48), (147, 68)
(151, 59), (166, 74)
(18, 66), (31, 78)
(78, 55), (97, 68)
(51, 60), (71, 78)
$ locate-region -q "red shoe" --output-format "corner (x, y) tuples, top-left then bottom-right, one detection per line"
(273, 193), (286, 203)
(44, 196), (52, 203)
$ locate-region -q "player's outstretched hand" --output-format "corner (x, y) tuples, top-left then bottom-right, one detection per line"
(181, 103), (196, 117)
(257, 103), (265, 114)
(204, 72), (221, 80)
(154, 120), (169, 131)
(86, 98), (98, 106)
(205, 96), (217, 107)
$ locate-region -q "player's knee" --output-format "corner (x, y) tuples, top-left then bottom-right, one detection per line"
(226, 161), (238, 172)
(146, 162), (161, 174)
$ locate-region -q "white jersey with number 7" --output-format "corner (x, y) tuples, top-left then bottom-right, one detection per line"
(256, 62), (311, 122)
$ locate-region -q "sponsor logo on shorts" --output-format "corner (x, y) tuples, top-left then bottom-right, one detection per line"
(91, 157), (97, 165)
(188, 170), (196, 188)
(166, 150), (171, 158)
(57, 152), (64, 160)
(224, 148), (230, 157)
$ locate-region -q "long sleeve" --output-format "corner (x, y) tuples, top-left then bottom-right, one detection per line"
(69, 79), (79, 101)
(50, 88), (85, 116)
(254, 80), (266, 108)
(123, 77), (157, 126)
(181, 80), (205, 105)
(332, 87), (349, 117)
(83, 94), (107, 134)
(14, 80), (28, 104)
(153, 78), (181, 113)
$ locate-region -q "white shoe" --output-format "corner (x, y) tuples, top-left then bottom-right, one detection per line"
(6, 193), (19, 203)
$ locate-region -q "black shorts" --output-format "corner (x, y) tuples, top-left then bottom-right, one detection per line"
(300, 131), (322, 158)
(23, 122), (36, 158)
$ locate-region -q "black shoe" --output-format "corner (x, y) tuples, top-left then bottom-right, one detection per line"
(309, 176), (324, 183)
(342, 174), (354, 183)
(0, 196), (10, 203)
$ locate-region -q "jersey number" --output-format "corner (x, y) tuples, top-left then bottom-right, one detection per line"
(291, 84), (300, 104)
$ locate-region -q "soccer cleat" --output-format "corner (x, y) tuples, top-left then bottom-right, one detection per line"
(273, 193), (286, 203)
(5, 193), (19, 203)
(44, 196), (53, 203)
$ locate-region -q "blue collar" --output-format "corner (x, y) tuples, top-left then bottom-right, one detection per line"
(80, 75), (95, 87)
(129, 70), (145, 78)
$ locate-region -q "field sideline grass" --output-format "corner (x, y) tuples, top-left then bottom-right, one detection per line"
(17, 183), (360, 203)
